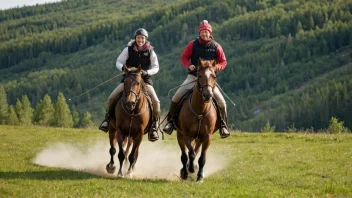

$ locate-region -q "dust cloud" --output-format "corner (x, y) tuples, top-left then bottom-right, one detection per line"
(33, 140), (228, 181)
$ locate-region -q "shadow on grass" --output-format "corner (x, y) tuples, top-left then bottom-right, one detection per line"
(0, 169), (101, 180)
(0, 170), (174, 183)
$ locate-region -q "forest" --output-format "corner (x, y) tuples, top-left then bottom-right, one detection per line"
(0, 0), (351, 131)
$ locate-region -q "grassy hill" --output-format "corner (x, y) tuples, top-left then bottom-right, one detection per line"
(0, 0), (351, 131)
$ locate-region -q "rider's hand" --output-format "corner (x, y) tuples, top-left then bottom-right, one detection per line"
(215, 64), (222, 72)
(142, 70), (148, 76)
(188, 65), (196, 71)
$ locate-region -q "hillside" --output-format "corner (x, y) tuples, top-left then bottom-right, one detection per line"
(0, 0), (351, 131)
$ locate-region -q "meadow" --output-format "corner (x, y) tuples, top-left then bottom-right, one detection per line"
(0, 125), (351, 197)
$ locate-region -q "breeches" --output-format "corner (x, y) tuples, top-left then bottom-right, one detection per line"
(172, 75), (226, 109)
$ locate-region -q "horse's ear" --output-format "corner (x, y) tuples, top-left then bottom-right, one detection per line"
(198, 57), (204, 67)
(137, 64), (142, 73)
(211, 60), (217, 67)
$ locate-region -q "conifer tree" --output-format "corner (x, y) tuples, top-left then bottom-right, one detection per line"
(72, 111), (80, 128)
(15, 99), (23, 125)
(81, 112), (94, 128)
(34, 94), (55, 126)
(7, 105), (19, 125)
(21, 95), (34, 125)
(0, 86), (8, 124)
(54, 92), (73, 127)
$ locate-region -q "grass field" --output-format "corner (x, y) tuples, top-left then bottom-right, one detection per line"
(0, 125), (351, 197)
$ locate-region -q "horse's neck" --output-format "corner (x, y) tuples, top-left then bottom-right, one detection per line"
(191, 86), (211, 115)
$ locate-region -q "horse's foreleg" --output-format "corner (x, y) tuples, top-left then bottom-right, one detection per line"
(177, 132), (188, 180)
(117, 133), (125, 178)
(106, 130), (117, 174)
(197, 136), (211, 183)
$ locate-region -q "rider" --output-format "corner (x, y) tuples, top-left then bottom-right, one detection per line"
(99, 28), (160, 142)
(163, 20), (230, 138)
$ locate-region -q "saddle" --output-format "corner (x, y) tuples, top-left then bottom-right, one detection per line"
(173, 88), (221, 132)
(110, 88), (153, 134)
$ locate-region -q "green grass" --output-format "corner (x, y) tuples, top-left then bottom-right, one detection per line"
(0, 125), (351, 197)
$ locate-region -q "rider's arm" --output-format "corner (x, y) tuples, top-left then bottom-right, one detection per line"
(146, 50), (159, 75)
(116, 47), (129, 71)
(215, 44), (227, 71)
(181, 40), (195, 68)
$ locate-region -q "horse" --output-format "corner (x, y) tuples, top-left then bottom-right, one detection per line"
(106, 65), (151, 178)
(175, 58), (218, 183)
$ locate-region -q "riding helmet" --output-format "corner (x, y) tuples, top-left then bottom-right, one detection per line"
(134, 28), (148, 38)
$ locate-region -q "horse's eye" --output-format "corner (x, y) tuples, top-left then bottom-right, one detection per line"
(136, 82), (140, 86)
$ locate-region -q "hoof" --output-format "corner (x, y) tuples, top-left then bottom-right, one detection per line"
(118, 171), (124, 178)
(106, 164), (116, 174)
(196, 176), (204, 183)
(180, 168), (188, 180)
(188, 165), (195, 173)
(127, 171), (134, 178)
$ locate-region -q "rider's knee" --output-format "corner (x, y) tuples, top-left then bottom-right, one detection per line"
(217, 100), (226, 109)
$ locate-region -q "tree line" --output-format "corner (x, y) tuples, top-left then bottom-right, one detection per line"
(0, 85), (94, 128)
(0, 0), (351, 132)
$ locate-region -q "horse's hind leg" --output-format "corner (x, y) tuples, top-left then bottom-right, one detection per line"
(193, 139), (202, 170)
(106, 130), (117, 174)
(123, 138), (133, 165)
(197, 136), (211, 183)
(127, 136), (142, 177)
(177, 132), (188, 180)
(184, 137), (196, 174)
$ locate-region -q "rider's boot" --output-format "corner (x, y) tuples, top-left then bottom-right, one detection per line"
(219, 107), (230, 138)
(163, 102), (178, 135)
(148, 111), (159, 142)
(99, 112), (110, 133)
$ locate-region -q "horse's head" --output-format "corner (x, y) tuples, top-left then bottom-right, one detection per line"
(123, 65), (143, 111)
(197, 58), (217, 102)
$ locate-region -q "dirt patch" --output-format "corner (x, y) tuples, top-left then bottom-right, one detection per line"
(33, 140), (227, 181)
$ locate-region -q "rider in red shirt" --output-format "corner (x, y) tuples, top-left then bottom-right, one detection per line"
(163, 20), (230, 138)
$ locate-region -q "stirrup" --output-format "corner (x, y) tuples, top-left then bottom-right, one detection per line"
(99, 120), (109, 133)
(163, 121), (174, 135)
(148, 124), (159, 142)
(220, 127), (230, 138)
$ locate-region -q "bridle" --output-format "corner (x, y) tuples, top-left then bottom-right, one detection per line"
(123, 73), (141, 105)
(196, 66), (216, 95)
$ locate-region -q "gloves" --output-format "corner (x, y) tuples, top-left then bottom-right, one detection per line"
(141, 70), (148, 77)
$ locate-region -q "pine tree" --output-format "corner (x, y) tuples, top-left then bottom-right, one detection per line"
(54, 92), (73, 128)
(34, 94), (55, 126)
(81, 112), (93, 128)
(21, 95), (34, 125)
(15, 99), (23, 125)
(0, 86), (8, 124)
(7, 105), (19, 125)
(72, 111), (80, 128)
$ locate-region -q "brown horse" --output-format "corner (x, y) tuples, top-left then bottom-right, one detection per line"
(106, 65), (151, 178)
(175, 59), (218, 182)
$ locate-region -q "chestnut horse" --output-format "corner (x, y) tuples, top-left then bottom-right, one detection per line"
(175, 59), (219, 182)
(106, 65), (151, 178)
